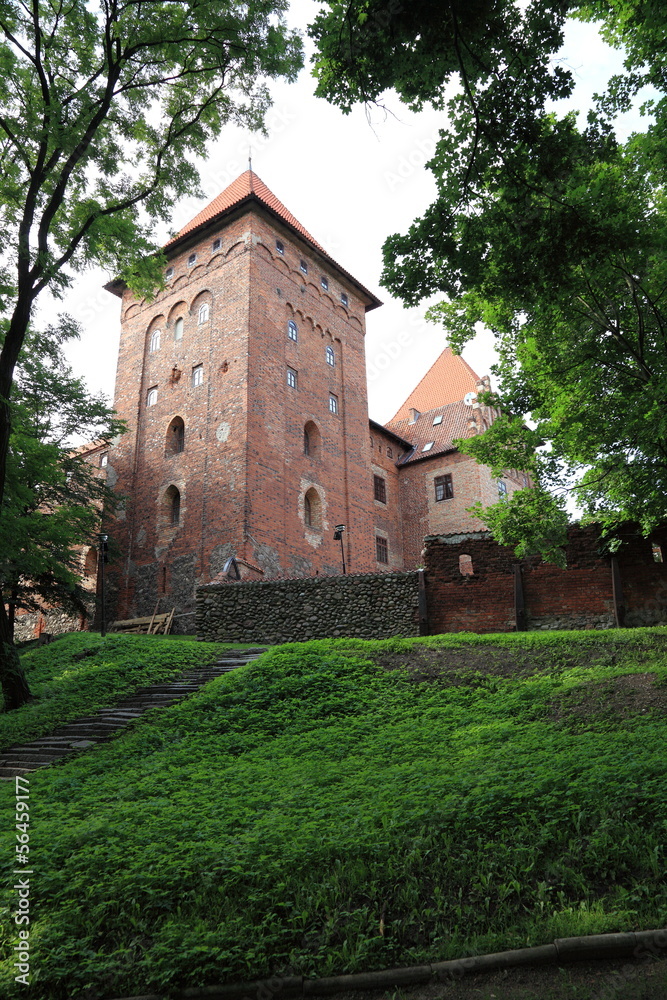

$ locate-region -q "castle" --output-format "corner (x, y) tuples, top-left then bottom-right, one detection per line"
(96, 170), (524, 625)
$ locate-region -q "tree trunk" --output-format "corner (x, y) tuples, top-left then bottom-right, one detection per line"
(0, 600), (31, 710)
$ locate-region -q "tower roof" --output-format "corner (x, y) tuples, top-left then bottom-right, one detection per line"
(388, 347), (482, 425)
(169, 169), (326, 253)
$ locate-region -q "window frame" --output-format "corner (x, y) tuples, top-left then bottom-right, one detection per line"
(192, 365), (204, 388)
(326, 345), (335, 367)
(328, 393), (338, 415)
(320, 275), (329, 290)
(373, 475), (387, 504)
(198, 302), (210, 324)
(300, 259), (308, 274)
(174, 317), (184, 341)
(498, 479), (508, 497)
(276, 239), (285, 255)
(287, 367), (297, 389)
(187, 252), (197, 267)
(287, 319), (298, 342)
(212, 238), (221, 252)
(146, 386), (158, 407)
(149, 329), (161, 353)
(434, 474), (454, 502)
(341, 292), (349, 307)
(376, 535), (389, 564)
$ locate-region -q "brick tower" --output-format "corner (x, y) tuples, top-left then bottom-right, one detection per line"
(104, 170), (382, 623)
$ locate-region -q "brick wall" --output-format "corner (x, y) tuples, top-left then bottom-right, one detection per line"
(424, 524), (667, 633)
(197, 571), (421, 643)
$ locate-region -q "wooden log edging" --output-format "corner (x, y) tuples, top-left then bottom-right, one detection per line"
(107, 928), (667, 1000)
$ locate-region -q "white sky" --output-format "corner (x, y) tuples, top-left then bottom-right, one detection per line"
(54, 2), (635, 426)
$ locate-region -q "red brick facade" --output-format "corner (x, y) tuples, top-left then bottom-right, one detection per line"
(103, 172), (522, 621)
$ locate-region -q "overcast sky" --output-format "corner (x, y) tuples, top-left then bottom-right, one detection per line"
(53, 2), (636, 426)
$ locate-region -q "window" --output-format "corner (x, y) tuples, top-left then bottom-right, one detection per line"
(422, 441), (434, 452)
(192, 365), (203, 387)
(149, 329), (161, 352)
(198, 302), (210, 324)
(433, 415), (443, 425)
(329, 393), (338, 415)
(341, 292), (349, 307)
(498, 479), (508, 497)
(288, 320), (298, 342)
(376, 536), (388, 564)
(300, 259), (308, 274)
(100, 452), (108, 468)
(287, 367), (297, 388)
(276, 239), (284, 255)
(387, 446), (393, 458)
(212, 238), (221, 251)
(174, 317), (184, 340)
(459, 554), (474, 576)
(435, 474), (453, 501)
(166, 416), (185, 455)
(162, 485), (181, 527)
(320, 275), (329, 290)
(171, 490), (181, 524)
(303, 420), (320, 459)
(374, 475), (387, 504)
(304, 487), (321, 529)
(165, 267), (174, 280)
(326, 345), (335, 366)
(187, 253), (197, 266)
(147, 387), (158, 406)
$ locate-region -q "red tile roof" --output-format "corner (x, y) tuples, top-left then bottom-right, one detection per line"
(390, 400), (479, 465)
(388, 347), (482, 425)
(169, 170), (327, 252)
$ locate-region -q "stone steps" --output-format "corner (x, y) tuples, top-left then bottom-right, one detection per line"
(0, 647), (267, 778)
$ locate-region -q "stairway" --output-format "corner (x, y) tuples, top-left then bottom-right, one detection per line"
(0, 647), (267, 779)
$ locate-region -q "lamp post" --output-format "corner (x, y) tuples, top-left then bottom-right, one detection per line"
(98, 533), (108, 636)
(333, 524), (346, 575)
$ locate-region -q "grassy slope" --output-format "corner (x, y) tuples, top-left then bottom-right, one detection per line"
(1, 630), (667, 999)
(0, 633), (230, 748)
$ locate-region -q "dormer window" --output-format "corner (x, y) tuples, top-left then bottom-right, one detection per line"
(433, 415), (443, 425)
(422, 441), (434, 452)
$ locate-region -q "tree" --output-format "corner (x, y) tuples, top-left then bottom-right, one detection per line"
(0, 0), (302, 707)
(310, 1), (667, 556)
(1, 324), (122, 651)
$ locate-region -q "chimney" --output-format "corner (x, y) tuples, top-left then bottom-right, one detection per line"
(409, 408), (420, 423)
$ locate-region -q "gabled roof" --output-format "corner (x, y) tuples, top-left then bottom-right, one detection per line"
(388, 347), (481, 425)
(169, 169), (326, 253)
(390, 400), (477, 465)
(165, 169), (382, 311)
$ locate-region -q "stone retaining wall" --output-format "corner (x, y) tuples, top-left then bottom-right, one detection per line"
(196, 572), (421, 644)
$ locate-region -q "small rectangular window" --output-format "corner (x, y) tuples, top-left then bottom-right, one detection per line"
(174, 317), (184, 340)
(435, 474), (453, 501)
(212, 238), (221, 252)
(300, 259), (308, 274)
(329, 393), (338, 415)
(288, 320), (298, 341)
(147, 387), (158, 407)
(387, 446), (393, 458)
(320, 275), (329, 290)
(276, 240), (284, 255)
(373, 475), (387, 504)
(376, 536), (388, 564)
(287, 367), (297, 388)
(100, 453), (108, 468)
(498, 479), (508, 497)
(192, 365), (204, 387)
(341, 292), (349, 307)
(187, 253), (197, 266)
(165, 267), (174, 280)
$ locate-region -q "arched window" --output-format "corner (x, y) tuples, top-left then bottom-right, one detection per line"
(326, 346), (335, 366)
(162, 485), (181, 526)
(149, 329), (161, 352)
(303, 487), (322, 529)
(147, 387), (158, 407)
(198, 302), (210, 324)
(174, 317), (184, 340)
(288, 320), (298, 342)
(303, 421), (320, 459)
(165, 416), (185, 455)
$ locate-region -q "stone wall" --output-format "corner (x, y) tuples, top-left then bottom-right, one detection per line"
(196, 571), (421, 644)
